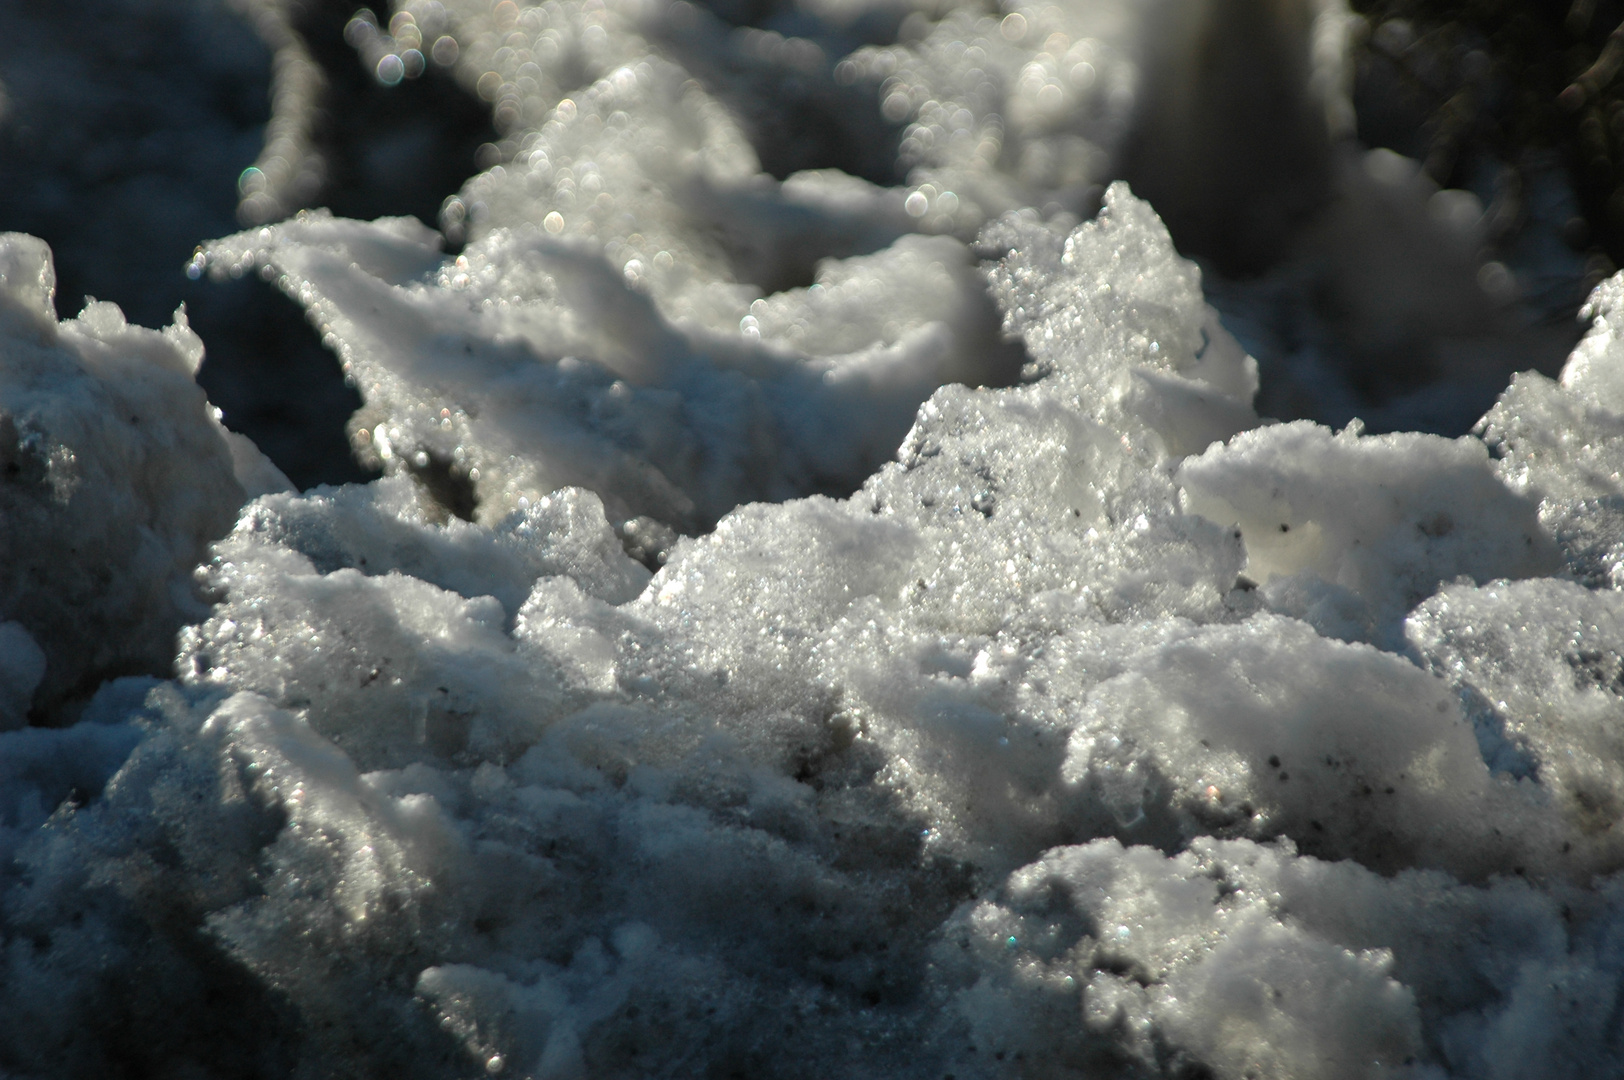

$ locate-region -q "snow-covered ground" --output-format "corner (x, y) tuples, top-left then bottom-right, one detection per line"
(4, 1), (1624, 1077)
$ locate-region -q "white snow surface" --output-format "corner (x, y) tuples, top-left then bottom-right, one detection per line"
(6, 1), (1624, 1078)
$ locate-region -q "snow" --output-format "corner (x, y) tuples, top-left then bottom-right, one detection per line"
(1179, 421), (1557, 645)
(5, 0), (1624, 1077)
(0, 232), (282, 722)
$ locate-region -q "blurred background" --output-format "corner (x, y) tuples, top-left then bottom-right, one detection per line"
(0, 0), (1618, 489)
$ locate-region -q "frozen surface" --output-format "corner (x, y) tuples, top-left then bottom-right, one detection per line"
(6, 1), (1624, 1078)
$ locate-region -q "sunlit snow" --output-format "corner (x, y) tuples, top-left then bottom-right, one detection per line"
(4, 0), (1624, 1078)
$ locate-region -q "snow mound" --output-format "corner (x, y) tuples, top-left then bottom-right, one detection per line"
(11, 178), (1624, 1077)
(6, 0), (1624, 1076)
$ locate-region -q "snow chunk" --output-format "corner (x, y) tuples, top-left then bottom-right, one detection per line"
(1062, 615), (1557, 880)
(1180, 420), (1558, 641)
(986, 183), (1259, 461)
(226, 474), (648, 615)
(202, 52), (1021, 533)
(1409, 578), (1624, 877)
(1481, 272), (1624, 505)
(949, 836), (1624, 1079)
(181, 473), (649, 774)
(0, 233), (251, 713)
(1478, 272), (1624, 586)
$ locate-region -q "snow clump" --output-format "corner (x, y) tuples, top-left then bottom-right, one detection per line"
(0, 233), (282, 723)
(5, 0), (1624, 1078)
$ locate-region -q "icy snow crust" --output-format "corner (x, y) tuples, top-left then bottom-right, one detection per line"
(7, 2), (1624, 1080)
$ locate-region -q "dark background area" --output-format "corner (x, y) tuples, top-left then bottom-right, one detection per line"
(0, 0), (494, 489)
